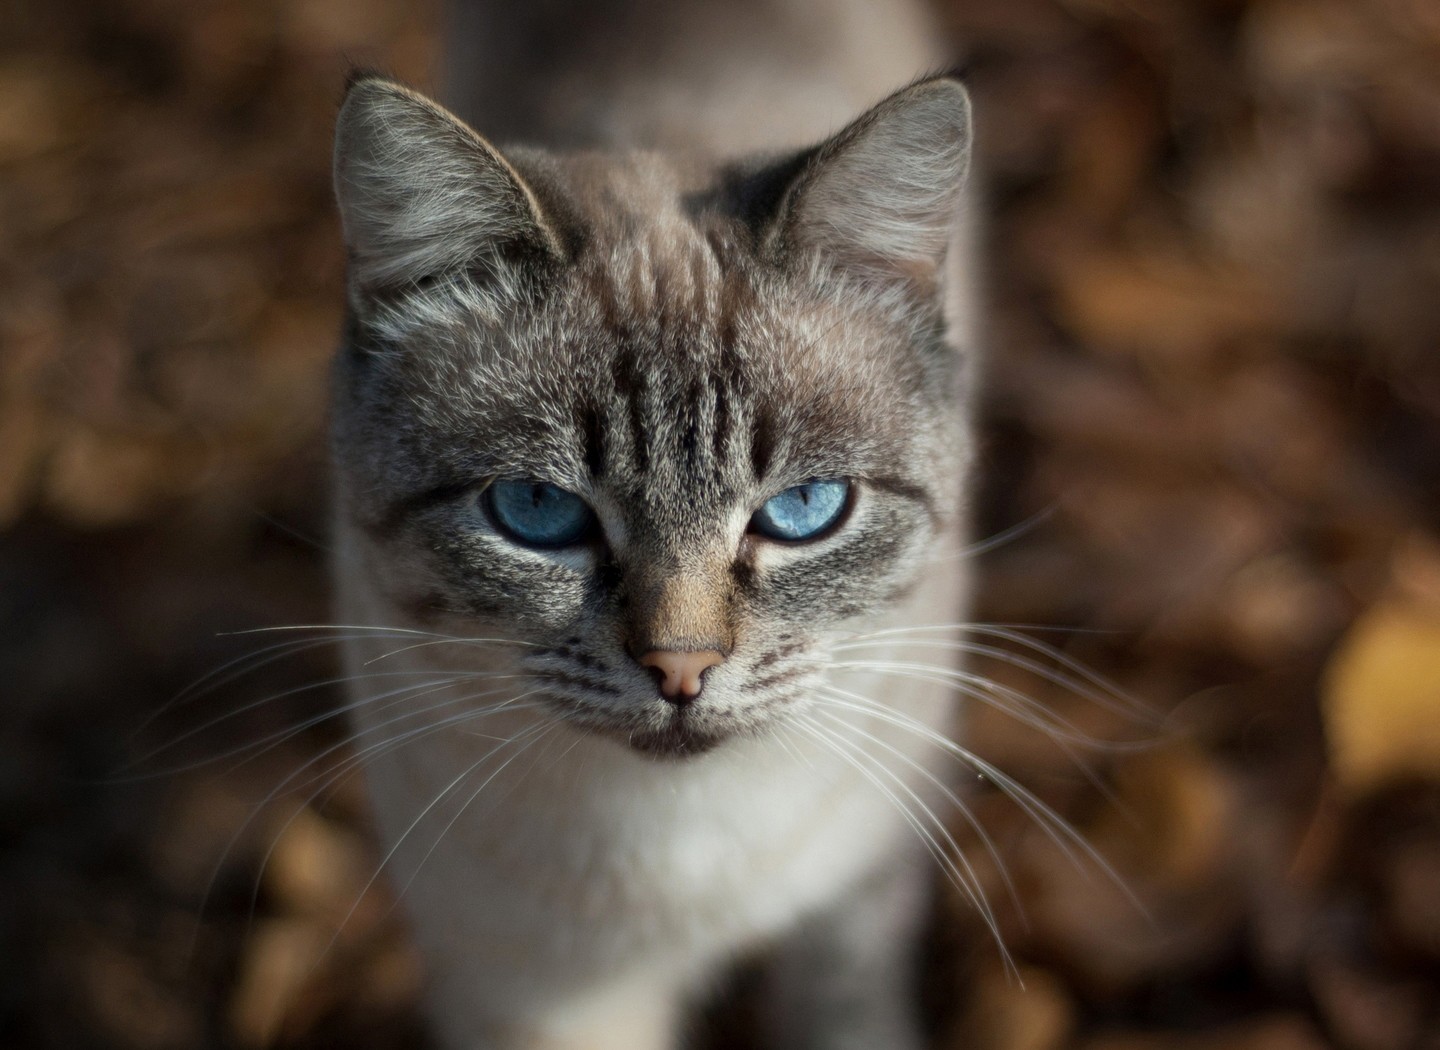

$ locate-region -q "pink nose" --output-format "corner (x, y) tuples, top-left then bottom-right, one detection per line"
(637, 650), (725, 703)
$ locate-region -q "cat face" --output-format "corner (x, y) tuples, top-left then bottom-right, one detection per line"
(331, 77), (973, 756)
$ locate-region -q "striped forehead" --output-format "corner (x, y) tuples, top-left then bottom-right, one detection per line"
(570, 228), (762, 512)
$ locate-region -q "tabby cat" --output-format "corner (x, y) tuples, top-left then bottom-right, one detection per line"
(329, 0), (976, 1045)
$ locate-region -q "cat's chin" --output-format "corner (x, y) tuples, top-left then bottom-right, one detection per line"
(623, 723), (731, 760)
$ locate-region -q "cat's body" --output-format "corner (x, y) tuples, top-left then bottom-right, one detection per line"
(330, 1), (976, 1046)
(442, 0), (945, 153)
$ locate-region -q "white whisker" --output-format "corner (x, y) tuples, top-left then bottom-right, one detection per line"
(809, 693), (1021, 918)
(945, 505), (1057, 561)
(809, 684), (1143, 914)
(132, 631), (428, 743)
(794, 713), (1016, 975)
(833, 622), (1153, 723)
(122, 669), (498, 776)
(829, 658), (1104, 747)
(362, 634), (533, 665)
(221, 623), (459, 639)
(191, 684), (550, 956)
(325, 713), (555, 961)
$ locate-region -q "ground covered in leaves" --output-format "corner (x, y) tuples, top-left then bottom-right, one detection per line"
(2, 0), (1438, 1047)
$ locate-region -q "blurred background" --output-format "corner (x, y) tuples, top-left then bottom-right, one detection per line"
(2, 0), (1438, 1047)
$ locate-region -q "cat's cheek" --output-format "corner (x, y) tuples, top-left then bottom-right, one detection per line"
(420, 535), (594, 630)
(348, 533), (462, 626)
(746, 497), (931, 629)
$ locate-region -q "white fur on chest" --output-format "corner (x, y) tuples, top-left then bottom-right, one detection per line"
(356, 679), (940, 1002)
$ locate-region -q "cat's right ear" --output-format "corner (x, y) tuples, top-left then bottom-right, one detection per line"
(333, 76), (561, 301)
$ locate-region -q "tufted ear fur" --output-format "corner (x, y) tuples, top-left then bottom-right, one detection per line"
(769, 77), (972, 293)
(333, 75), (561, 300)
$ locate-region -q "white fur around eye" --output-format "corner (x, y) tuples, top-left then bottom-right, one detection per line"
(474, 533), (596, 577)
(727, 505), (755, 549)
(543, 545), (600, 575)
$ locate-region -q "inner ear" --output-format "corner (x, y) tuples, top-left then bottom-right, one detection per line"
(765, 77), (973, 291)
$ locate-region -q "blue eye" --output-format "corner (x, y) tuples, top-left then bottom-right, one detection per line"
(750, 480), (851, 542)
(486, 480), (596, 547)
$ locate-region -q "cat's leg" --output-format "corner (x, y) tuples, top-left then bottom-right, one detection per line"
(425, 967), (682, 1050)
(757, 854), (931, 1050)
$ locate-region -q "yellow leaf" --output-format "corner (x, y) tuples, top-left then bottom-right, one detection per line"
(1323, 601), (1440, 794)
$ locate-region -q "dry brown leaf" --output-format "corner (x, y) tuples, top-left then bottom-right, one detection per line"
(227, 918), (329, 1049)
(1015, 746), (1244, 996)
(80, 942), (201, 1050)
(1309, 953), (1429, 1050)
(264, 805), (371, 924)
(1384, 832), (1440, 958)
(1052, 247), (1280, 365)
(0, 58), (90, 165)
(42, 425), (211, 526)
(351, 934), (427, 1016)
(1081, 1015), (1328, 1050)
(1390, 533), (1440, 610)
(947, 964), (1074, 1050)
(1220, 554), (1347, 661)
(1101, 746), (1235, 884)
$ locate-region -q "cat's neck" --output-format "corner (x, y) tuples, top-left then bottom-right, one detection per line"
(441, 0), (946, 154)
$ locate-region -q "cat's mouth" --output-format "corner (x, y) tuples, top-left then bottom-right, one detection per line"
(547, 685), (783, 759)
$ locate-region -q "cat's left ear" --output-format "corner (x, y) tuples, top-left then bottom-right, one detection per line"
(768, 76), (972, 294)
(333, 75), (562, 301)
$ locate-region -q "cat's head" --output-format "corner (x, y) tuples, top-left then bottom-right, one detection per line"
(330, 74), (974, 757)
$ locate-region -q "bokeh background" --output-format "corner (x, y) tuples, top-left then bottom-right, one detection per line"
(2, 0), (1438, 1047)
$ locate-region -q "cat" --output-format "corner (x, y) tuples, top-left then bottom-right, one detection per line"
(328, 0), (976, 1045)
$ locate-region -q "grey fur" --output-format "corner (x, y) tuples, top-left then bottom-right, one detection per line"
(330, 59), (974, 1050)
